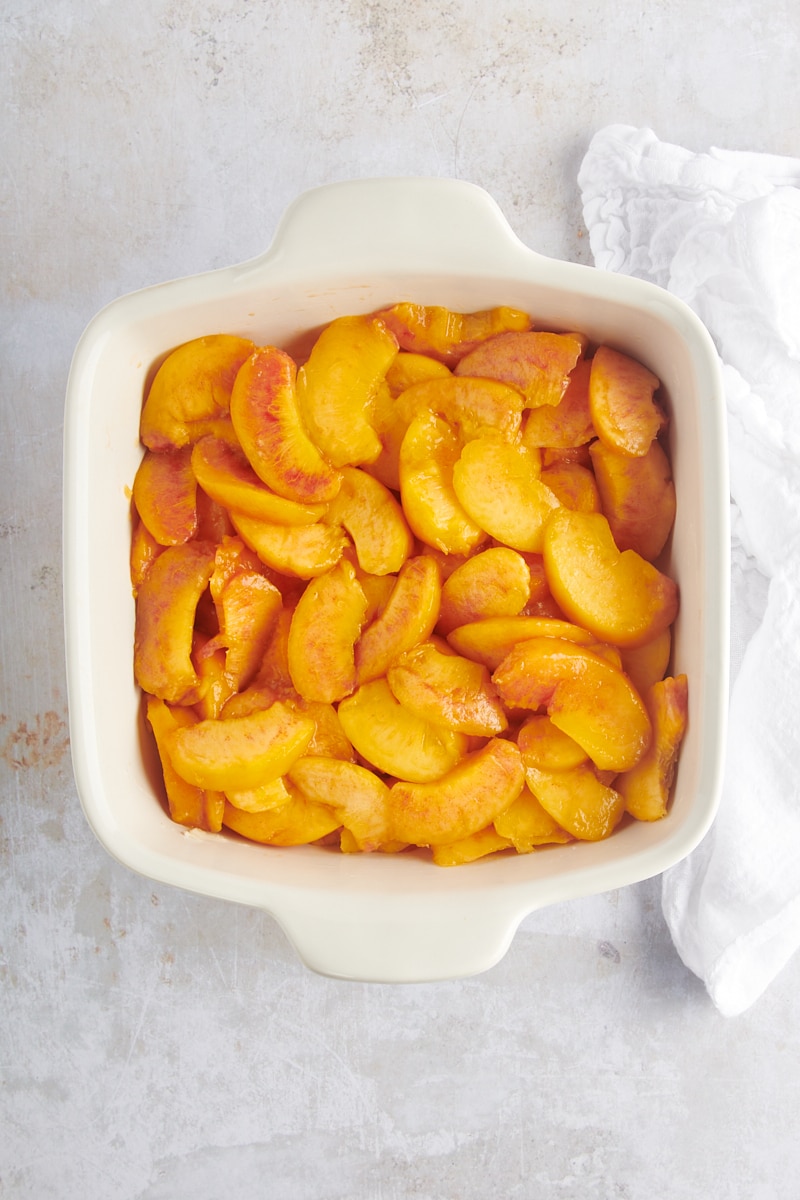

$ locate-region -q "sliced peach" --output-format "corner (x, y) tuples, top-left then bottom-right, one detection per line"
(147, 695), (208, 830)
(229, 345), (341, 503)
(437, 546), (531, 635)
(589, 345), (666, 456)
(377, 303), (532, 365)
(431, 827), (513, 866)
(399, 411), (487, 556)
(132, 447), (197, 546)
(521, 358), (594, 448)
(191, 436), (326, 525)
(337, 678), (468, 783)
(362, 381), (406, 491)
(134, 541), (217, 704)
(355, 554), (442, 684)
(220, 684), (278, 719)
(493, 636), (652, 772)
(294, 314), (397, 467)
(195, 487), (236, 542)
(230, 511), (347, 579)
(225, 775), (294, 814)
(140, 334), (255, 451)
(286, 698), (355, 761)
(447, 615), (594, 671)
(452, 438), (560, 553)
(516, 713), (588, 771)
(525, 763), (625, 841)
(539, 462), (600, 513)
(589, 437), (677, 561)
(222, 790), (340, 845)
(287, 558), (368, 702)
(192, 639), (237, 720)
(387, 737), (525, 846)
(207, 570), (283, 692)
(542, 508), (679, 648)
(252, 606), (296, 698)
(324, 466), (414, 575)
(493, 783), (573, 851)
(166, 700), (315, 791)
(288, 755), (391, 850)
(387, 641), (507, 736)
(396, 376), (525, 442)
(455, 331), (583, 408)
(617, 674), (688, 821)
(385, 351), (452, 395)
(620, 628), (672, 696)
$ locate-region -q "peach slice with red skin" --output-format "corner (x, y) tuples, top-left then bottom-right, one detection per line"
(229, 345), (341, 503)
(455, 331), (583, 408)
(589, 345), (666, 456)
(542, 508), (679, 648)
(132, 447), (198, 546)
(134, 540), (217, 704)
(387, 737), (525, 846)
(387, 641), (508, 736)
(377, 303), (532, 365)
(452, 438), (560, 553)
(521, 358), (594, 449)
(191, 436), (326, 525)
(324, 467), (414, 575)
(589, 437), (677, 562)
(288, 755), (391, 850)
(140, 334), (255, 451)
(493, 636), (652, 773)
(166, 700), (315, 791)
(399, 411), (487, 556)
(287, 558), (368, 703)
(294, 314), (398, 468)
(437, 546), (531, 636)
(354, 554), (442, 684)
(525, 763), (626, 842)
(205, 570), (283, 692)
(616, 674), (688, 820)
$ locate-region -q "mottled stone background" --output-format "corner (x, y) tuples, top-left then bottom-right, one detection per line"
(2, 2), (799, 1196)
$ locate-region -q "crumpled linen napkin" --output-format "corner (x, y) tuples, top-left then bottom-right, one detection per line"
(578, 125), (800, 1016)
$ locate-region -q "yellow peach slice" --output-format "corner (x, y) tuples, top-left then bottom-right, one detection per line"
(286, 698), (355, 761)
(140, 334), (255, 451)
(229, 345), (341, 503)
(337, 678), (468, 783)
(222, 791), (340, 845)
(134, 541), (217, 704)
(208, 570), (283, 692)
(294, 314), (398, 467)
(437, 547), (531, 635)
(516, 713), (588, 771)
(146, 695), (214, 830)
(361, 381), (406, 491)
(192, 640), (237, 720)
(589, 345), (666, 456)
(431, 827), (513, 866)
(377, 303), (532, 365)
(589, 437), (677, 561)
(385, 351), (452, 395)
(354, 554), (442, 684)
(220, 684), (278, 720)
(287, 559), (368, 702)
(452, 438), (560, 553)
(387, 737), (525, 846)
(493, 636), (652, 772)
(387, 641), (507, 736)
(191, 436), (326, 525)
(225, 775), (294, 814)
(132, 447), (198, 546)
(542, 508), (679, 647)
(455, 331), (583, 408)
(619, 628), (672, 696)
(521, 358), (594, 449)
(399, 411), (487, 556)
(493, 784), (573, 851)
(324, 466), (414, 575)
(230, 511), (347, 579)
(539, 462), (600, 513)
(617, 674), (688, 821)
(447, 615), (594, 671)
(166, 700), (315, 791)
(525, 763), (625, 841)
(396, 376), (525, 442)
(287, 755), (391, 850)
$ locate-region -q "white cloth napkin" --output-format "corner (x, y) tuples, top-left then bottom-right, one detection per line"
(578, 125), (800, 1016)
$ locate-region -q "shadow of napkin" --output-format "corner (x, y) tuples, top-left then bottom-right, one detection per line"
(578, 124), (800, 1016)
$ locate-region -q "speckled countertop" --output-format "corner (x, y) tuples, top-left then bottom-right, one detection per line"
(3, 3), (800, 1197)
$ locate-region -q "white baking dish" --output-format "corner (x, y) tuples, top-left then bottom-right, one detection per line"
(63, 177), (729, 982)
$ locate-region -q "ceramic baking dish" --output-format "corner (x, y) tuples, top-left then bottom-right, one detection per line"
(63, 177), (729, 982)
